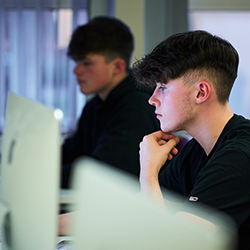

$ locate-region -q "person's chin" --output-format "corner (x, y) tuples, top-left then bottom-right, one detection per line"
(79, 86), (92, 95)
(161, 125), (176, 134)
(160, 123), (169, 132)
(161, 127), (170, 133)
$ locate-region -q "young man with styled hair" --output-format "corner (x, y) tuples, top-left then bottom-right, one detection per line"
(133, 30), (250, 250)
(61, 16), (159, 188)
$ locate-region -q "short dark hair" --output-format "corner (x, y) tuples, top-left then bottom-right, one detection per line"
(132, 30), (239, 103)
(67, 16), (134, 71)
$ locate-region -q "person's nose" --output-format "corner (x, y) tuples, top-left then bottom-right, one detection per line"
(148, 90), (160, 107)
(73, 63), (83, 75)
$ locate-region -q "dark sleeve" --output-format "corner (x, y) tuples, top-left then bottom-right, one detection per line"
(61, 131), (83, 188)
(61, 107), (89, 188)
(61, 102), (92, 165)
(91, 92), (159, 176)
(187, 148), (250, 225)
(62, 128), (83, 165)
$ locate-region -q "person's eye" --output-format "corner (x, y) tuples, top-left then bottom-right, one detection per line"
(84, 62), (91, 66)
(82, 61), (93, 66)
(77, 60), (93, 66)
(158, 85), (167, 91)
(155, 82), (167, 92)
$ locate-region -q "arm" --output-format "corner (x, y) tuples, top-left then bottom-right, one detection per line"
(139, 134), (224, 233)
(58, 212), (75, 236)
(139, 131), (180, 205)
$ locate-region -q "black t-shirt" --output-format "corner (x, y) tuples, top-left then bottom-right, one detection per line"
(159, 114), (250, 250)
(62, 74), (160, 188)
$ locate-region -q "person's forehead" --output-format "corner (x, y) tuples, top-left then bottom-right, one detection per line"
(156, 76), (187, 85)
(73, 53), (106, 61)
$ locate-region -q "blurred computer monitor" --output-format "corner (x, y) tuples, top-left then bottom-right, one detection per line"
(0, 92), (62, 250)
(70, 157), (237, 250)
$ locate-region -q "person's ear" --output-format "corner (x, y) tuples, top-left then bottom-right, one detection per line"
(113, 58), (126, 75)
(195, 81), (211, 104)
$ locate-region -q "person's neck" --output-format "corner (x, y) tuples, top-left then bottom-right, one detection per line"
(98, 71), (128, 100)
(188, 102), (233, 155)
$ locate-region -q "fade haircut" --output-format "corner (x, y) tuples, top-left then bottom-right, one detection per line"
(132, 30), (239, 104)
(67, 16), (134, 71)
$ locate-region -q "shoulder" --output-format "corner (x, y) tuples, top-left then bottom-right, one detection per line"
(119, 74), (153, 102)
(204, 129), (250, 184)
(225, 114), (250, 137)
(219, 114), (250, 156)
(114, 84), (154, 113)
(122, 89), (151, 105)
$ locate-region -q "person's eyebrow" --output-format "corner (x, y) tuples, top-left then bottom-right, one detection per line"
(72, 55), (88, 61)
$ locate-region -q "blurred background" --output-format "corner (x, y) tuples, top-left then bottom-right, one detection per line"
(0, 0), (249, 142)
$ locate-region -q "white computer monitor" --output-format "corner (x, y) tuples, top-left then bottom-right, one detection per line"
(0, 92), (62, 250)
(70, 158), (237, 250)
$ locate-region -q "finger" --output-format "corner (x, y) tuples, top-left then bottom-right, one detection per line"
(171, 147), (178, 155)
(162, 138), (180, 155)
(167, 137), (180, 148)
(146, 130), (175, 141)
(159, 132), (179, 141)
(168, 154), (173, 160)
(158, 139), (167, 146)
(168, 148), (179, 161)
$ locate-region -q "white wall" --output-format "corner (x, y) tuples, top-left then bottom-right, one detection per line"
(189, 1), (250, 119)
(189, 0), (250, 10)
(114, 0), (145, 65)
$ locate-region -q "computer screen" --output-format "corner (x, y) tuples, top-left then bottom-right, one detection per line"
(70, 158), (237, 250)
(0, 92), (62, 250)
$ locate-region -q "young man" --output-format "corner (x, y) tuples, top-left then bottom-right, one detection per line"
(132, 30), (250, 250)
(61, 16), (159, 188)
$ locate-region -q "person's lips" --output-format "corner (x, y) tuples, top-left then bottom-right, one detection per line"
(155, 112), (162, 118)
(77, 79), (86, 85)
